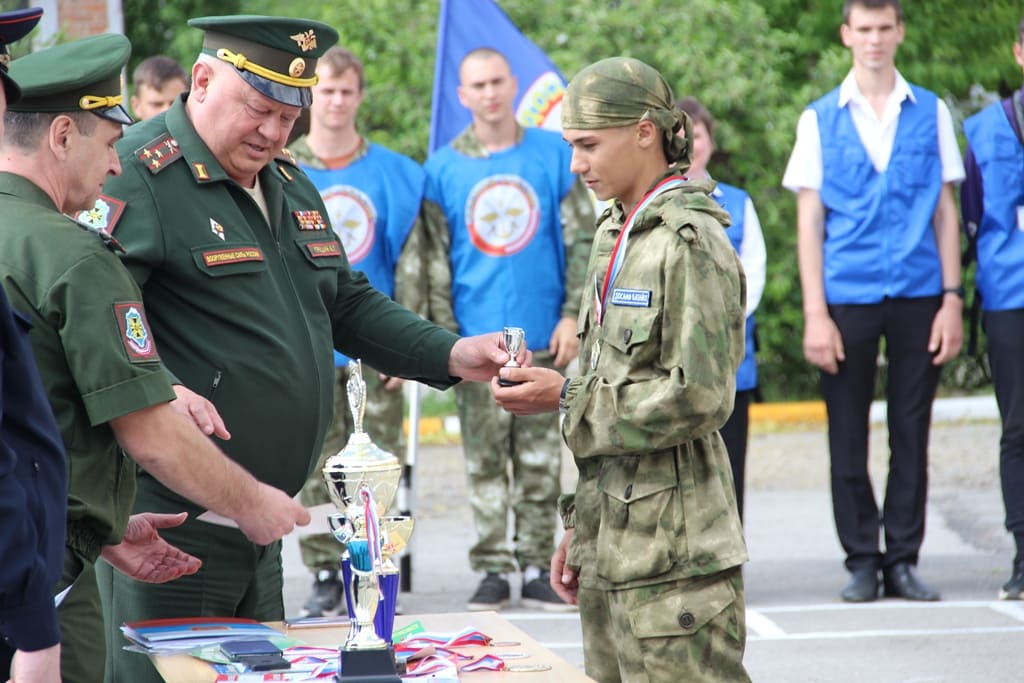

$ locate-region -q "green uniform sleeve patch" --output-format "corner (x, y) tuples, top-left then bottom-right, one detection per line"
(113, 301), (160, 362)
(134, 133), (182, 174)
(75, 193), (126, 233)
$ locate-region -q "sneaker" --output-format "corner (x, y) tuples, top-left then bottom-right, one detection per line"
(466, 573), (510, 611)
(299, 569), (343, 617)
(999, 565), (1024, 600)
(521, 570), (578, 612)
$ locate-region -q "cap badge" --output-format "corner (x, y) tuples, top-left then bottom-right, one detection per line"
(289, 57), (306, 78)
(290, 29), (318, 52)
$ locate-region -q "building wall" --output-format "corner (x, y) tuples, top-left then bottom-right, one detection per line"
(36, 0), (123, 45)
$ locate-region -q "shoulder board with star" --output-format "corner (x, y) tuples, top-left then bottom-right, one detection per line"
(134, 133), (183, 175)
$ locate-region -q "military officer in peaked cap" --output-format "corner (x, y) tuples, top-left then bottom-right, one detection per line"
(0, 9), (69, 683)
(1, 32), (316, 683)
(91, 15), (521, 683)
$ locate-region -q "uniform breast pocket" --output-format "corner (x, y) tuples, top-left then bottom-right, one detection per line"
(191, 243), (268, 278)
(295, 237), (345, 269)
(598, 306), (661, 370)
(595, 452), (683, 583)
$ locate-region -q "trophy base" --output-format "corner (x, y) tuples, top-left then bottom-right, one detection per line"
(497, 377), (523, 387)
(336, 646), (404, 683)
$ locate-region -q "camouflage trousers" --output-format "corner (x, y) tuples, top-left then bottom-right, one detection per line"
(299, 366), (405, 570)
(578, 567), (750, 683)
(455, 351), (563, 574)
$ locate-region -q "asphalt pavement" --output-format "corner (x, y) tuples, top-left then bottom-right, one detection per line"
(281, 400), (1020, 682)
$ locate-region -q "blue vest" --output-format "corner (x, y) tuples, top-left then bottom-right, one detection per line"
(714, 182), (757, 391)
(424, 128), (575, 350)
(301, 143), (425, 366)
(964, 101), (1024, 311)
(812, 85), (942, 304)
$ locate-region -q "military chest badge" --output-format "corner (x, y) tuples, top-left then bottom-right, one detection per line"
(74, 193), (126, 233)
(114, 302), (159, 362)
(293, 209), (328, 232)
(209, 218), (226, 240)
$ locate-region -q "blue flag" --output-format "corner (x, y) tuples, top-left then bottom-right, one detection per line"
(429, 0), (566, 152)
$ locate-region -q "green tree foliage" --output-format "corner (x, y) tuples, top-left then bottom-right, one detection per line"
(122, 0), (1022, 399)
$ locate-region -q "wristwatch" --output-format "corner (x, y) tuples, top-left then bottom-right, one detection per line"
(558, 378), (571, 413)
(941, 285), (966, 299)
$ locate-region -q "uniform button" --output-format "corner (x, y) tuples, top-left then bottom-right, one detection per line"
(34, 461), (40, 471)
(679, 611), (695, 629)
(624, 484), (632, 499)
(622, 328), (632, 344)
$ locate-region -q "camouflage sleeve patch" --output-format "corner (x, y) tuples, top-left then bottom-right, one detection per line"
(112, 301), (160, 363)
(134, 133), (182, 174)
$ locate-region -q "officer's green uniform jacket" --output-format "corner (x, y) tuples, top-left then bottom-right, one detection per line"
(100, 97), (459, 514)
(0, 173), (175, 561)
(559, 169), (749, 591)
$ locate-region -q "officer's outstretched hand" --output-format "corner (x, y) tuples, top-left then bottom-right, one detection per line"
(491, 366), (564, 415)
(448, 332), (532, 383)
(237, 483), (311, 546)
(100, 512), (202, 583)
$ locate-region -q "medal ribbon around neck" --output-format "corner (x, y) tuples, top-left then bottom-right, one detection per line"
(595, 176), (687, 326)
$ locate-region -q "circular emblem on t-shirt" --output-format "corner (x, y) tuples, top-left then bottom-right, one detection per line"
(321, 184), (377, 264)
(465, 174), (539, 257)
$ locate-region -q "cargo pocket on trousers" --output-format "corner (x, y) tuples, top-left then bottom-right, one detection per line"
(629, 575), (737, 638)
(595, 455), (680, 583)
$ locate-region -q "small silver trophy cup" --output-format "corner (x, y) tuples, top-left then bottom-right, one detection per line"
(497, 326), (525, 387)
(321, 360), (405, 682)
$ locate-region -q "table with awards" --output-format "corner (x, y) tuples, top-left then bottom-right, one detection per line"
(151, 610), (594, 682)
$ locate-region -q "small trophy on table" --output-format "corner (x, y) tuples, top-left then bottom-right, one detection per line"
(497, 326), (525, 387)
(322, 360), (411, 682)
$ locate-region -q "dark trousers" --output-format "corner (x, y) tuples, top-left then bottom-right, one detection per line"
(720, 390), (752, 522)
(983, 309), (1024, 566)
(822, 297), (942, 573)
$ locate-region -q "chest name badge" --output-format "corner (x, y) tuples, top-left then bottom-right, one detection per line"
(114, 302), (159, 362)
(293, 210), (328, 231)
(202, 247), (264, 267)
(610, 288), (652, 307)
(305, 240), (342, 258)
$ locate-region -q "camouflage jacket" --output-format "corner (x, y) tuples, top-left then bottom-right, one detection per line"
(421, 123), (596, 335)
(289, 135), (429, 318)
(560, 169), (749, 590)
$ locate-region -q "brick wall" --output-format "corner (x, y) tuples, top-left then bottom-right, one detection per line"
(57, 0), (112, 39)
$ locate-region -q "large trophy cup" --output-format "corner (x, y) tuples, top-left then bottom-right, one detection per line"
(322, 360), (412, 682)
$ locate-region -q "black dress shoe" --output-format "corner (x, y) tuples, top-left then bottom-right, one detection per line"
(883, 563), (940, 601)
(841, 568), (879, 602)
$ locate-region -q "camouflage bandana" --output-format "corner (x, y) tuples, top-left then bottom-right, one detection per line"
(562, 57), (692, 169)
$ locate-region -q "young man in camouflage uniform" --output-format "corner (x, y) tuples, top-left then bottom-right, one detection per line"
(493, 57), (751, 682)
(422, 47), (595, 611)
(290, 46), (429, 616)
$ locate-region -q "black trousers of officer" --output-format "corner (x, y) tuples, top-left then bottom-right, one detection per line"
(822, 296), (942, 573)
(720, 389), (752, 522)
(983, 308), (1024, 567)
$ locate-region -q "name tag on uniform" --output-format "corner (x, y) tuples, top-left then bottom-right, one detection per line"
(610, 288), (651, 307)
(1017, 205), (1024, 232)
